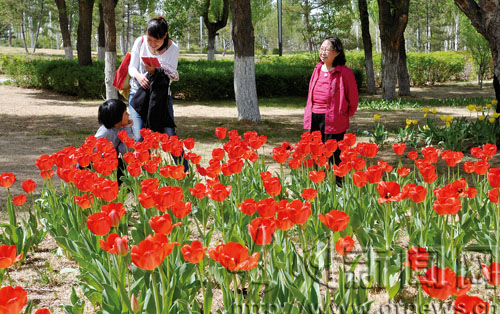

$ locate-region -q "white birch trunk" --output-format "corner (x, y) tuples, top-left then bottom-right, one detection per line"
(234, 56), (260, 122)
(105, 51), (118, 99)
(98, 46), (105, 60)
(454, 14), (459, 50)
(64, 46), (73, 59)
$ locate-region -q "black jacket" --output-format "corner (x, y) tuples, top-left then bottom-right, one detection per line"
(130, 68), (176, 132)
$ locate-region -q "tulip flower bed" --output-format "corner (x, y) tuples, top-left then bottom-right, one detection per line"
(1, 126), (500, 314)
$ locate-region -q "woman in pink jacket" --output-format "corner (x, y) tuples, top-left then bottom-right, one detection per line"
(304, 36), (358, 166)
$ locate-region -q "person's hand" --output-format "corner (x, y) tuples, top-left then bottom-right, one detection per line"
(144, 62), (155, 75)
(136, 73), (150, 89)
(124, 119), (134, 128)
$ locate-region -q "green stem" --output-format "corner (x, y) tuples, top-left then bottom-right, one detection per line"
(233, 273), (240, 314)
(151, 272), (161, 314)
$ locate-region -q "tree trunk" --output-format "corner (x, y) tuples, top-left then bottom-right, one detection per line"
(97, 2), (105, 61)
(21, 12), (29, 54)
(454, 13), (460, 50)
(398, 34), (410, 96)
(358, 0), (376, 94)
(377, 0), (410, 99)
(103, 0), (118, 99)
(8, 24), (12, 47)
(77, 0), (95, 66)
(304, 0), (313, 54)
(32, 0), (45, 53)
(230, 0), (260, 122)
(203, 0), (229, 61)
(55, 0), (73, 59)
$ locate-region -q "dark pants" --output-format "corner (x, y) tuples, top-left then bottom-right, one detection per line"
(310, 113), (345, 165)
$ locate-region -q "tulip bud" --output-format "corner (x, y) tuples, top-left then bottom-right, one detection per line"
(131, 294), (140, 313)
(108, 210), (121, 227)
(115, 238), (128, 256)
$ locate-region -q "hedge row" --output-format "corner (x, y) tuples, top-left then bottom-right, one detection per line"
(0, 51), (471, 100)
(347, 50), (469, 86)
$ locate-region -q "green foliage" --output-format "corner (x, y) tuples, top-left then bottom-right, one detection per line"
(347, 51), (468, 87)
(0, 55), (105, 98)
(461, 16), (492, 86)
(359, 97), (493, 111)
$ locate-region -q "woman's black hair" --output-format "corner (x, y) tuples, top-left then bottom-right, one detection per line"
(98, 99), (127, 129)
(146, 17), (169, 51)
(324, 36), (346, 67)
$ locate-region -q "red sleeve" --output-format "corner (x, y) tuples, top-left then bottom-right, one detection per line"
(345, 68), (359, 117)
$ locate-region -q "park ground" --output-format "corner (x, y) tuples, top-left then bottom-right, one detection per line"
(0, 76), (497, 312)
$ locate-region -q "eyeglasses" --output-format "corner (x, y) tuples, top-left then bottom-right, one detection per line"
(319, 48), (333, 53)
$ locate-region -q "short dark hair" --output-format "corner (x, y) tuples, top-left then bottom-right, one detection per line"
(98, 99), (127, 129)
(146, 17), (169, 51)
(324, 36), (346, 67)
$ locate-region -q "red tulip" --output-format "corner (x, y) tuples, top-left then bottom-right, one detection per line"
(366, 165), (383, 184)
(263, 177), (281, 197)
(12, 195), (27, 206)
(215, 127), (227, 139)
(0, 245), (22, 268)
(309, 170), (326, 183)
(433, 196), (461, 215)
(34, 309), (52, 314)
(408, 151), (418, 160)
(0, 286), (27, 314)
(482, 262), (500, 285)
(418, 266), (470, 300)
(0, 172), (15, 188)
(463, 161), (475, 174)
(272, 146), (289, 164)
(488, 168), (500, 188)
(86, 212), (112, 236)
(183, 138), (195, 150)
(441, 150), (464, 167)
(248, 217), (277, 245)
(352, 171), (367, 187)
(421, 146), (439, 164)
(171, 201), (192, 219)
(256, 198), (278, 218)
(138, 192), (155, 209)
(95, 180), (119, 202)
(101, 202), (126, 227)
(239, 198), (257, 216)
(127, 162), (142, 177)
(208, 242), (259, 271)
(288, 200), (311, 225)
(397, 167), (410, 177)
(99, 233), (128, 256)
(418, 164), (438, 183)
(343, 133), (357, 147)
(131, 234), (178, 270)
(189, 183), (207, 199)
(474, 160), (490, 175)
(74, 194), (94, 209)
(489, 188), (500, 203)
(392, 142), (406, 155)
(454, 295), (489, 314)
(181, 241), (207, 264)
(325, 139), (337, 152)
(405, 247), (428, 271)
(407, 185), (427, 203)
(208, 183), (232, 202)
(318, 210), (349, 232)
(482, 143), (497, 160)
(21, 179), (36, 194)
(336, 236), (355, 255)
(376, 181), (401, 203)
(333, 162), (351, 178)
(35, 154), (54, 171)
(149, 214), (182, 235)
(301, 188), (317, 200)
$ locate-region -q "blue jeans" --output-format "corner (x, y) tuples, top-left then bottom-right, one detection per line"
(128, 91), (188, 171)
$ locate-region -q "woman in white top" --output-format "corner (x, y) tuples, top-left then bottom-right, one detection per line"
(128, 16), (180, 142)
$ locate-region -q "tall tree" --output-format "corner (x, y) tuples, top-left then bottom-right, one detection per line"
(358, 0), (376, 94)
(453, 0), (500, 106)
(230, 0), (260, 122)
(97, 2), (105, 60)
(102, 0), (118, 99)
(377, 0), (409, 99)
(54, 0), (73, 58)
(398, 34), (410, 96)
(202, 0), (229, 60)
(77, 0), (95, 66)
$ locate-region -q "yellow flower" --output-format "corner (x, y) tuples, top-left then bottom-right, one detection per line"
(423, 107), (430, 117)
(489, 117), (496, 123)
(486, 104), (492, 109)
(412, 119), (418, 125)
(423, 125), (429, 130)
(467, 104), (476, 111)
(446, 122), (451, 127)
(478, 115), (486, 121)
(492, 99), (498, 106)
(406, 119), (412, 125)
(476, 105), (483, 112)
(494, 112), (500, 119)
(373, 114), (381, 121)
(440, 115), (446, 121)
(431, 108), (437, 114)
